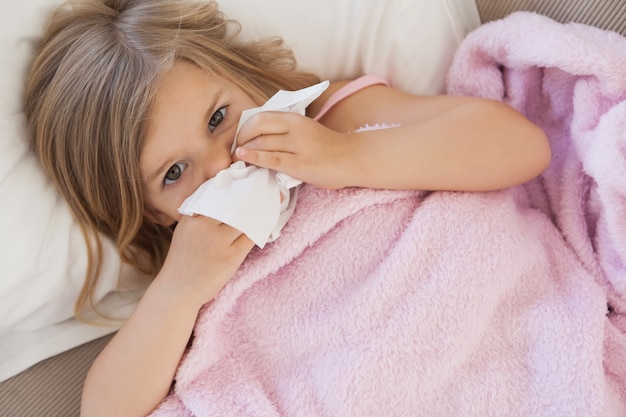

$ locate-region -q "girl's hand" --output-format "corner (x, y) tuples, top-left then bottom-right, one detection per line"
(157, 215), (254, 309)
(82, 215), (253, 417)
(234, 111), (355, 189)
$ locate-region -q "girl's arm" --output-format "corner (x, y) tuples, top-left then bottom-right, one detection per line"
(81, 216), (254, 417)
(81, 275), (199, 417)
(234, 82), (551, 192)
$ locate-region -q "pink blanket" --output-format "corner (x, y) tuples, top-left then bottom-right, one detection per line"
(151, 12), (626, 416)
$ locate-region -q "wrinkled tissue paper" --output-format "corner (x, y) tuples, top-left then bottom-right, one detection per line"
(178, 80), (330, 248)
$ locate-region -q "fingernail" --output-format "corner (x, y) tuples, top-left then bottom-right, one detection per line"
(236, 147), (247, 158)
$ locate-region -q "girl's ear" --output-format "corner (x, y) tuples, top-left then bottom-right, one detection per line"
(144, 206), (176, 226)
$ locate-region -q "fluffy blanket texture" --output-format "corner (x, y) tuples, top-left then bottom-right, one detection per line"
(150, 12), (626, 416)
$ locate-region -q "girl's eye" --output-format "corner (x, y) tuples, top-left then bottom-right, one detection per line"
(164, 162), (187, 186)
(208, 106), (227, 133)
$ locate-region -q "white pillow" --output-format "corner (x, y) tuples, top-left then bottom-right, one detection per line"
(220, 0), (480, 95)
(0, 0), (480, 381)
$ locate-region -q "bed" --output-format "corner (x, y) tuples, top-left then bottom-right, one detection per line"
(1, 0), (625, 415)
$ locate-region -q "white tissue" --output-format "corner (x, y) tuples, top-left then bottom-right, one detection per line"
(178, 80), (330, 248)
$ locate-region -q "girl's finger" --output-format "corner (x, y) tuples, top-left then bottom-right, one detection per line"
(235, 111), (294, 146)
(232, 233), (255, 252)
(240, 133), (295, 153)
(235, 147), (292, 170)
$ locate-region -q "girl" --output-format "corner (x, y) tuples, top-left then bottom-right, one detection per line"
(24, 0), (550, 415)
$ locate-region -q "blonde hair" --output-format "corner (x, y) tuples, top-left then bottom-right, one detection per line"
(24, 0), (320, 317)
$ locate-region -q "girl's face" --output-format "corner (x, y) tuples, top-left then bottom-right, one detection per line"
(140, 61), (257, 226)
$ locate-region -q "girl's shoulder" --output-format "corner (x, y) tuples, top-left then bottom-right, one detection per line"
(308, 75), (390, 122)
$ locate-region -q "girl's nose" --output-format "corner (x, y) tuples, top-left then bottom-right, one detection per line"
(200, 148), (234, 181)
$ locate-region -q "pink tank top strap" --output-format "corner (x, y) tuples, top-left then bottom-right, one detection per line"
(313, 74), (389, 121)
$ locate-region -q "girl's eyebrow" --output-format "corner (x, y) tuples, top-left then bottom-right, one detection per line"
(203, 87), (226, 126)
(145, 157), (175, 188)
(144, 87), (226, 187)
